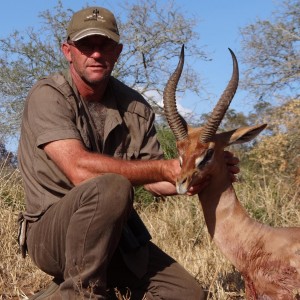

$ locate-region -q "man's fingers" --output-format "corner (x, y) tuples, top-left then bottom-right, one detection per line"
(224, 151), (240, 166)
(229, 165), (240, 175)
(186, 176), (211, 196)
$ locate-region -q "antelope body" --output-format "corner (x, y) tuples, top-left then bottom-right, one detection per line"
(163, 46), (300, 299)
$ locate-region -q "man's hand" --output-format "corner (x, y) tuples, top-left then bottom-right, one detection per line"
(185, 177), (211, 196)
(224, 150), (240, 182)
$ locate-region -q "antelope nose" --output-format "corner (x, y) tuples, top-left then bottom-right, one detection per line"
(176, 178), (188, 195)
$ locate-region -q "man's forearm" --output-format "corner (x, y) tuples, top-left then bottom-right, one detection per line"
(43, 139), (179, 187)
(78, 153), (173, 186)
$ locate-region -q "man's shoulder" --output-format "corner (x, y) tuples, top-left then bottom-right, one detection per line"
(30, 72), (73, 97)
(24, 72), (77, 115)
(109, 77), (153, 119)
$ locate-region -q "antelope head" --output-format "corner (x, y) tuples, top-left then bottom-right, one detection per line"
(163, 45), (267, 194)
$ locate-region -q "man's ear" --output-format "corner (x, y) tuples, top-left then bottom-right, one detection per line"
(114, 43), (123, 62)
(228, 124), (267, 146)
(61, 43), (72, 63)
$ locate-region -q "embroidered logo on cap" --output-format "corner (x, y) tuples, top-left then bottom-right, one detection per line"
(85, 9), (105, 22)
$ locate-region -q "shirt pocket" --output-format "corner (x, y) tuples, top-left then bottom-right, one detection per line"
(114, 146), (139, 160)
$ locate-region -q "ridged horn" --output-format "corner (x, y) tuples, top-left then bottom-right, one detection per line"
(200, 48), (239, 143)
(163, 45), (188, 141)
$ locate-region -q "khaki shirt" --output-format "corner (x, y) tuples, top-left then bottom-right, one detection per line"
(18, 70), (164, 221)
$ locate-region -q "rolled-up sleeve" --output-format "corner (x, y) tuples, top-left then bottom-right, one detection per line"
(27, 84), (81, 148)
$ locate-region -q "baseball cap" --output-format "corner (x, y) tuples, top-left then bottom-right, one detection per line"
(67, 7), (120, 43)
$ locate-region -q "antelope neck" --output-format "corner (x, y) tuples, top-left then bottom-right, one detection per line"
(197, 157), (263, 268)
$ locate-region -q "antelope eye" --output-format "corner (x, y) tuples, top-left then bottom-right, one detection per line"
(205, 148), (214, 161)
(196, 148), (214, 169)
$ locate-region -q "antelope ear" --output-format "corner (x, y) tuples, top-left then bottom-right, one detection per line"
(227, 124), (267, 145)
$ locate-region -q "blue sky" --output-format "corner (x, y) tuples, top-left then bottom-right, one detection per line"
(2, 0), (276, 116)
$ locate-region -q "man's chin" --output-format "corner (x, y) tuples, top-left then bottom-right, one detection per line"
(85, 74), (110, 85)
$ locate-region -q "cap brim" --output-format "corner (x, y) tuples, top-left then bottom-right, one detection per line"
(70, 28), (120, 43)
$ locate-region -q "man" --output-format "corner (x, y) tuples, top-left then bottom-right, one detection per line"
(18, 6), (239, 299)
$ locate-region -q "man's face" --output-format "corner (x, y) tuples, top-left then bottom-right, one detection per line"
(63, 35), (122, 85)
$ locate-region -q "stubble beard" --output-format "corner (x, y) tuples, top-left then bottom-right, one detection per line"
(84, 71), (110, 87)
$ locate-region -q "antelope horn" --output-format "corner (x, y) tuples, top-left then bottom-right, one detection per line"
(200, 48), (239, 143)
(163, 45), (188, 141)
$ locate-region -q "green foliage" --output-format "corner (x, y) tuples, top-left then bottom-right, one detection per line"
(156, 125), (177, 159)
(134, 185), (156, 208)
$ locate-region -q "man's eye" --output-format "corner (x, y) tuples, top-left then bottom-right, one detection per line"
(75, 41), (116, 53)
(76, 42), (93, 51)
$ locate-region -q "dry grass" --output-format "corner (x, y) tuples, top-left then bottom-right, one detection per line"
(0, 165), (299, 299)
(0, 166), (52, 299)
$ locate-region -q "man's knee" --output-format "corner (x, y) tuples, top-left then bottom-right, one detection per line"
(78, 173), (133, 220)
